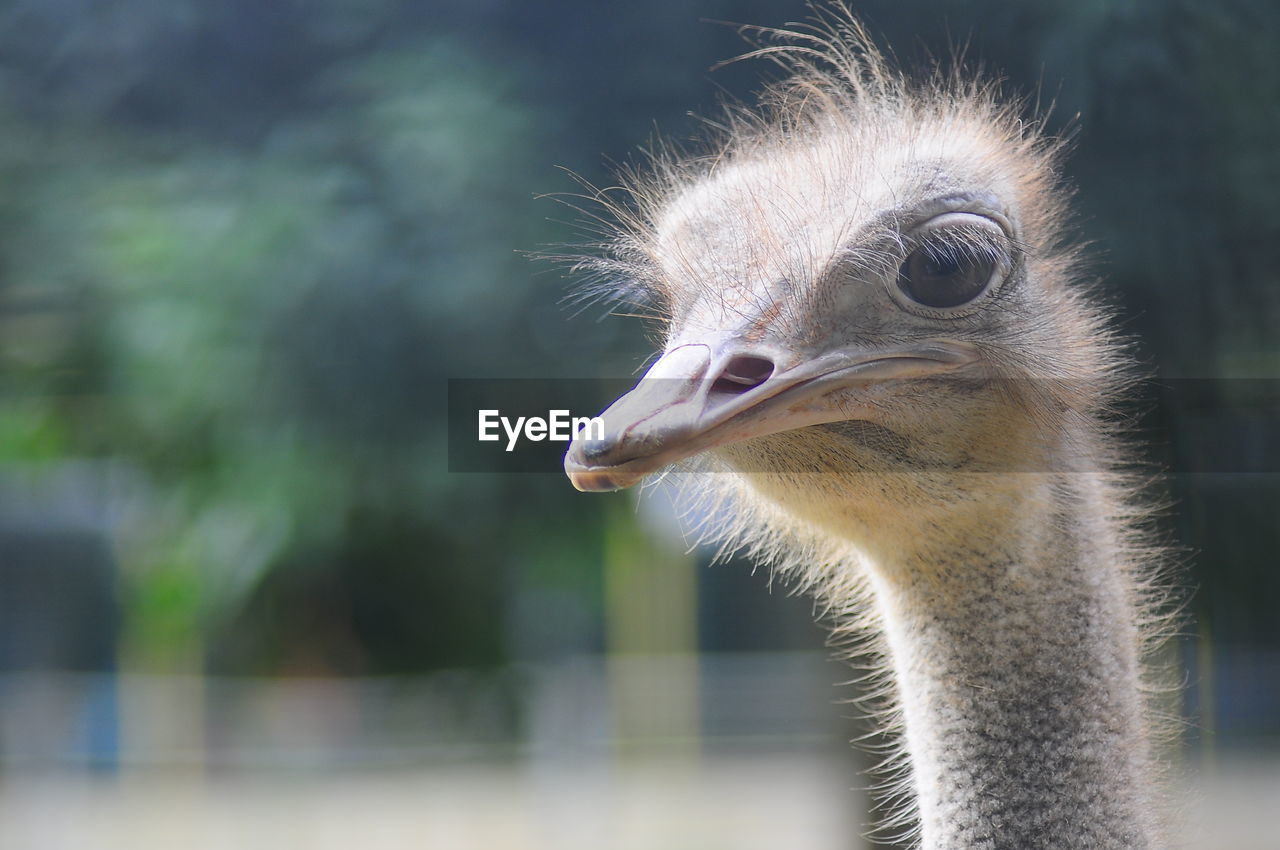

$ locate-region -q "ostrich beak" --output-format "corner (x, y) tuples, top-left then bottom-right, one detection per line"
(564, 338), (978, 492)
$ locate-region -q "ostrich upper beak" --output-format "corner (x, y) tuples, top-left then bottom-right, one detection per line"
(564, 338), (979, 492)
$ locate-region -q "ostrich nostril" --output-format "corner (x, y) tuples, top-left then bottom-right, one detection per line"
(710, 355), (776, 396)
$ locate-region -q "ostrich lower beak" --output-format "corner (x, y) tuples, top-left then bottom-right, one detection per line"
(564, 339), (978, 492)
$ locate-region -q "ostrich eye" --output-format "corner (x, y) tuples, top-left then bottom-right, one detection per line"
(896, 239), (998, 309)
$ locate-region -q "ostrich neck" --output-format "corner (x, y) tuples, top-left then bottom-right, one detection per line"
(864, 475), (1158, 850)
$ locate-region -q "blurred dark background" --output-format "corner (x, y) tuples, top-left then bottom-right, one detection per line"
(0, 1), (1276, 847)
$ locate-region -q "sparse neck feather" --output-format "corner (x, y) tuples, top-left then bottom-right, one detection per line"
(862, 471), (1159, 850)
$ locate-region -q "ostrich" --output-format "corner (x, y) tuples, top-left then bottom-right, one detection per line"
(560, 7), (1174, 850)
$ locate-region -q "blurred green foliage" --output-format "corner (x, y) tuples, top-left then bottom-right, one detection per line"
(0, 0), (1275, 674)
(0, 0), (596, 670)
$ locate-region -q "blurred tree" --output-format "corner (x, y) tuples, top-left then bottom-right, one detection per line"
(0, 0), (607, 673)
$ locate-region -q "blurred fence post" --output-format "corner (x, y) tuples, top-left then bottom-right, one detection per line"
(602, 496), (700, 754)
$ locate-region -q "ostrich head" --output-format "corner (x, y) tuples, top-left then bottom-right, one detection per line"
(564, 18), (1125, 558)
(560, 14), (1171, 846)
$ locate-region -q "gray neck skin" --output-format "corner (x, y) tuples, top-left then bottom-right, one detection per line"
(865, 480), (1158, 850)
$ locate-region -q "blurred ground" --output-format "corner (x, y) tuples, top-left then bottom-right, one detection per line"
(0, 754), (1275, 850)
(0, 754), (859, 850)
